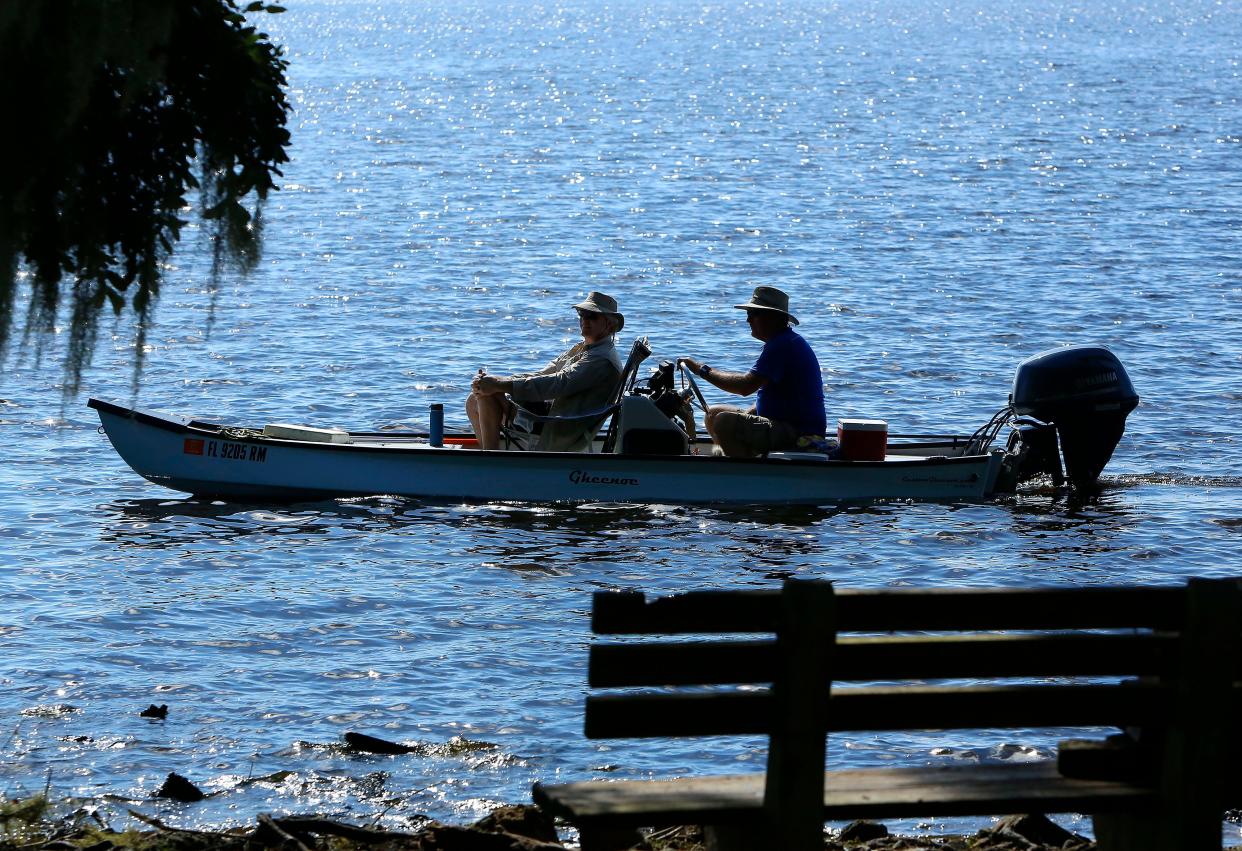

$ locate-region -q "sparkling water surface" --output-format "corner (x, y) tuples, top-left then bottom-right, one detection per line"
(2, 0), (1241, 840)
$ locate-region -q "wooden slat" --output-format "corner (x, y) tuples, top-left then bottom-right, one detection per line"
(588, 633), (1178, 687)
(591, 586), (1189, 635)
(592, 590), (781, 634)
(833, 633), (1177, 680)
(533, 762), (1155, 827)
(825, 683), (1175, 732)
(1058, 737), (1154, 782)
(589, 640), (776, 687)
(817, 761), (1154, 820)
(586, 692), (771, 738)
(834, 587), (1186, 632)
(585, 683), (1178, 739)
(535, 771), (767, 825)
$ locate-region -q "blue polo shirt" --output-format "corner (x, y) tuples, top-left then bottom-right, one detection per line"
(752, 327), (826, 436)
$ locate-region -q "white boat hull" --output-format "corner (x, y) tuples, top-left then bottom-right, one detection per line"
(89, 399), (1007, 505)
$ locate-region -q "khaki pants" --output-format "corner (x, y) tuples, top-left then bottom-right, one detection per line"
(712, 409), (799, 458)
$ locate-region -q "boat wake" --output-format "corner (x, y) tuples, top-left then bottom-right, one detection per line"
(1106, 473), (1242, 489)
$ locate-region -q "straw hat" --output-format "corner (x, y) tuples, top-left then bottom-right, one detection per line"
(573, 291), (624, 332)
(734, 286), (798, 325)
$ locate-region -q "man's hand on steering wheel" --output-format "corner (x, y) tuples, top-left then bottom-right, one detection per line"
(676, 358), (710, 412)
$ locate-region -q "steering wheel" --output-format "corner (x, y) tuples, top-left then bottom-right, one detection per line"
(678, 361), (710, 413)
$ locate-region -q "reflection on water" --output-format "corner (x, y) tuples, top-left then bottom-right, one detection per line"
(1004, 491), (1140, 569)
(102, 496), (854, 555)
(94, 485), (1216, 592)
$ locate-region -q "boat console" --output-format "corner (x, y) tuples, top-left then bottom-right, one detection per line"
(611, 360), (694, 455)
(613, 396), (690, 455)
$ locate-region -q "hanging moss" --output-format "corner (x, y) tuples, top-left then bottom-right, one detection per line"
(0, 1), (291, 395)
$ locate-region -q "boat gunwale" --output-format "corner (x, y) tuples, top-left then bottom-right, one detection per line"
(87, 397), (998, 471)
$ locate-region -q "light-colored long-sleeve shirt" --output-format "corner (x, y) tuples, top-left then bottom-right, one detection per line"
(510, 337), (623, 451)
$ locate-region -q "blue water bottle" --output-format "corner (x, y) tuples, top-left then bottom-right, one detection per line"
(429, 403), (444, 447)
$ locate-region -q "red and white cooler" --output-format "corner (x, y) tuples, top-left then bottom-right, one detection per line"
(837, 419), (888, 461)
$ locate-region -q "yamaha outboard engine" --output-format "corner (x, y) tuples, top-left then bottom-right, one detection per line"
(1009, 345), (1139, 491)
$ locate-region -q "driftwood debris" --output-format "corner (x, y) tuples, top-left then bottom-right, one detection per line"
(152, 773), (205, 803)
(343, 732), (418, 755)
(1, 796), (1109, 851)
(260, 816), (420, 846)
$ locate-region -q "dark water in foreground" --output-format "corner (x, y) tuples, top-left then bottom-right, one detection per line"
(2, 0), (1240, 840)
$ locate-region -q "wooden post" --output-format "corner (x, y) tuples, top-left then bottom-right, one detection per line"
(1096, 577), (1241, 851)
(761, 578), (836, 851)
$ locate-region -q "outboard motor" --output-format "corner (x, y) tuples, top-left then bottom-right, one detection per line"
(1005, 417), (1064, 487)
(1010, 345), (1139, 491)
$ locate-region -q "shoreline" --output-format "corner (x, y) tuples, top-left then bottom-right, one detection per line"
(7, 791), (1242, 850)
(0, 793), (1112, 851)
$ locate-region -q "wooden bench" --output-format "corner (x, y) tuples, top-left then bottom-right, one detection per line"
(533, 578), (1242, 850)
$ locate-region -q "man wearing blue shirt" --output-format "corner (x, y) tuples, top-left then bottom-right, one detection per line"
(680, 286), (826, 457)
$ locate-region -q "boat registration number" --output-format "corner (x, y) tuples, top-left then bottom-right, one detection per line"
(184, 438), (268, 463)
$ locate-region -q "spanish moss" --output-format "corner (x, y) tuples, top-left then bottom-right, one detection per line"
(0, 0), (291, 397)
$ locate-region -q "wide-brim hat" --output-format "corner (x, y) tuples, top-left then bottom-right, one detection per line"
(734, 285), (798, 325)
(573, 291), (624, 332)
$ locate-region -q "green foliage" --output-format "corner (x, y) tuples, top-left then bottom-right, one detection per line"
(0, 794), (50, 839)
(0, 0), (291, 393)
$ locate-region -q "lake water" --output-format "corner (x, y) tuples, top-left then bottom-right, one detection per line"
(2, 0), (1241, 840)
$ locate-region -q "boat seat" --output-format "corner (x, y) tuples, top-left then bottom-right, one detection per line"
(501, 337), (652, 452)
(501, 402), (551, 451)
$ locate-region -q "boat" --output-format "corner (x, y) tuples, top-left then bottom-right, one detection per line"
(87, 344), (1138, 505)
